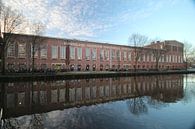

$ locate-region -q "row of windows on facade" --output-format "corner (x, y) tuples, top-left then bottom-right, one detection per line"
(7, 43), (183, 63)
(165, 45), (183, 52)
(7, 43), (66, 59)
(65, 46), (183, 63)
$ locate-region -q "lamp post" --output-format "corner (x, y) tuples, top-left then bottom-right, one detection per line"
(0, 36), (4, 74)
(66, 41), (70, 71)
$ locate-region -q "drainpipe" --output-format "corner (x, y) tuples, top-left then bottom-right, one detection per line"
(66, 41), (70, 71)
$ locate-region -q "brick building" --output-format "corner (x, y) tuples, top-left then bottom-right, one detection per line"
(1, 33), (185, 72)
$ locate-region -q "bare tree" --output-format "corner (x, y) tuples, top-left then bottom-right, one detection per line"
(153, 49), (165, 71)
(129, 33), (149, 71)
(183, 41), (194, 69)
(149, 41), (166, 71)
(0, 2), (24, 74)
(30, 22), (45, 73)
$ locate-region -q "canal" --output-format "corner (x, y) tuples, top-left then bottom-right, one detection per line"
(0, 74), (195, 129)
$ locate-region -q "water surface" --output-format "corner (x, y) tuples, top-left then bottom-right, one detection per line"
(0, 74), (195, 129)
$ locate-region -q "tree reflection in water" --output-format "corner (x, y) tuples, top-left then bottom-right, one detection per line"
(127, 76), (148, 115)
(3, 118), (20, 129)
(127, 97), (148, 115)
(28, 114), (44, 129)
(126, 76), (173, 115)
(28, 81), (44, 129)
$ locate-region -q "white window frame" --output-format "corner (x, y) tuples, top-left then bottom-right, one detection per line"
(124, 51), (127, 61)
(100, 49), (104, 60)
(60, 46), (66, 59)
(77, 47), (82, 60)
(85, 48), (90, 60)
(51, 45), (58, 59)
(92, 48), (97, 60)
(105, 49), (109, 61)
(128, 52), (131, 61)
(40, 45), (47, 59)
(18, 43), (26, 58)
(70, 46), (75, 60)
(7, 43), (15, 57)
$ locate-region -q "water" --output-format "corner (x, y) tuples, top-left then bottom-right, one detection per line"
(0, 74), (195, 129)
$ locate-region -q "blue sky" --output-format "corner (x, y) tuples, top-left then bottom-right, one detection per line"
(3, 0), (195, 45)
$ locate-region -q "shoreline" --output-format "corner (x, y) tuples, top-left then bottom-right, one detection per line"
(0, 70), (194, 82)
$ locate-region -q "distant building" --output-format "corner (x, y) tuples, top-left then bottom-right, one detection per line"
(1, 33), (185, 72)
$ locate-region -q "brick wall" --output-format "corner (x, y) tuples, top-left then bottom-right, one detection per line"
(3, 33), (186, 72)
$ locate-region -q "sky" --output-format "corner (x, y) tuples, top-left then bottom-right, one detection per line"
(2, 0), (195, 45)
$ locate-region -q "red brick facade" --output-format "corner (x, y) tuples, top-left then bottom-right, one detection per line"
(2, 33), (185, 72)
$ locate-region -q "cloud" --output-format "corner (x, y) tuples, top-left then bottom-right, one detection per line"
(2, 0), (113, 38)
(2, 0), (179, 38)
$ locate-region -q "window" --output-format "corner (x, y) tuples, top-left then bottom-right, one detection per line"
(19, 64), (27, 70)
(7, 64), (14, 70)
(92, 48), (97, 60)
(164, 55), (166, 62)
(175, 55), (177, 63)
(100, 49), (104, 60)
(52, 46), (58, 59)
(7, 93), (15, 108)
(60, 46), (66, 59)
(146, 54), (149, 62)
(180, 56), (183, 63)
(124, 51), (127, 61)
(153, 55), (156, 62)
(178, 56), (180, 63)
(116, 50), (121, 61)
(173, 46), (177, 51)
(138, 55), (142, 62)
(128, 52), (131, 61)
(77, 47), (82, 60)
(40, 91), (47, 105)
(166, 55), (169, 62)
(70, 46), (75, 59)
(151, 55), (153, 62)
(41, 64), (47, 69)
(178, 47), (183, 52)
(143, 54), (145, 62)
(85, 48), (90, 60)
(161, 55), (164, 62)
(166, 45), (171, 51)
(105, 50), (109, 60)
(31, 44), (38, 58)
(112, 50), (115, 60)
(40, 45), (47, 58)
(18, 43), (26, 58)
(159, 56), (161, 62)
(7, 43), (15, 57)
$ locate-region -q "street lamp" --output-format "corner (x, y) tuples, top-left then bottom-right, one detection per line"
(0, 36), (4, 73)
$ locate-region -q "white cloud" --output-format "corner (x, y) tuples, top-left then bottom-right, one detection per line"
(2, 0), (180, 38)
(2, 0), (112, 38)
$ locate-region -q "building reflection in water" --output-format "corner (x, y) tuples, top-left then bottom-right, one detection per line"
(0, 75), (184, 119)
